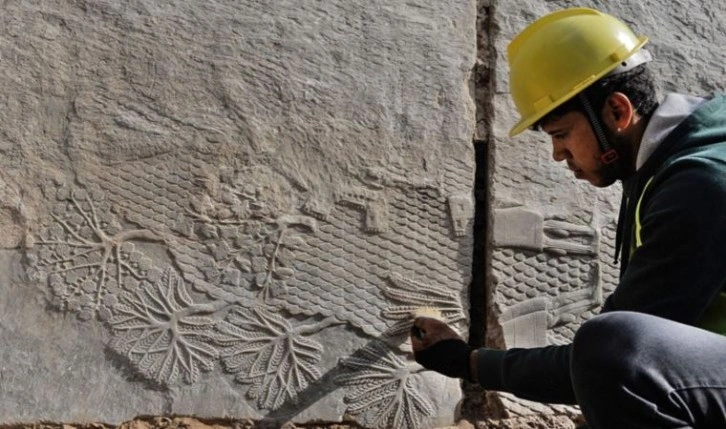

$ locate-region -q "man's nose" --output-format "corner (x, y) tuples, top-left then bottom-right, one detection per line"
(552, 140), (567, 162)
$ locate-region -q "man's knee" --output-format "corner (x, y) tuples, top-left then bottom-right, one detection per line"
(571, 312), (647, 386)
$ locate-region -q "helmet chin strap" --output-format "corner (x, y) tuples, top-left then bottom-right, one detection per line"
(575, 48), (652, 169)
(578, 92), (621, 165)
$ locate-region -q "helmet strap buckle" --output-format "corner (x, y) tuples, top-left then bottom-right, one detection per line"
(600, 149), (619, 164)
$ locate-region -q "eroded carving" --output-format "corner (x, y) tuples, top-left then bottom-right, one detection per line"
(447, 194), (473, 237)
(500, 297), (549, 348)
(336, 341), (434, 429)
(28, 183), (165, 321)
(360, 166), (437, 190)
(187, 165), (297, 226)
(184, 167), (317, 301)
(22, 160), (471, 424)
(301, 197), (331, 221)
(550, 287), (603, 327)
(493, 207), (598, 256)
(335, 186), (389, 233)
(491, 205), (604, 349)
(499, 284), (607, 348)
(492, 204), (607, 349)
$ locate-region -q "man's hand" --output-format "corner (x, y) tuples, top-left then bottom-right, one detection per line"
(410, 317), (473, 380)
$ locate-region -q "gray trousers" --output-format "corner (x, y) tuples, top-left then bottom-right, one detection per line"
(571, 312), (726, 428)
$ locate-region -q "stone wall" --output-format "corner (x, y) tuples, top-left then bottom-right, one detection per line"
(0, 1), (475, 428)
(1, 1), (725, 428)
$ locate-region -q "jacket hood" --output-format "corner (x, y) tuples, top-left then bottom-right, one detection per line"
(638, 94), (726, 177)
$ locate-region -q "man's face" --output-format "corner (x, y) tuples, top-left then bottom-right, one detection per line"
(541, 110), (620, 187)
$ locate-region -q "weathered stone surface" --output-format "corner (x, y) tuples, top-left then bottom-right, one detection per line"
(486, 0), (726, 420)
(0, 250), (167, 422)
(0, 1), (476, 428)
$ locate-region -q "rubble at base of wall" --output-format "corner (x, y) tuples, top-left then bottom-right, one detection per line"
(0, 414), (583, 429)
(471, 415), (580, 429)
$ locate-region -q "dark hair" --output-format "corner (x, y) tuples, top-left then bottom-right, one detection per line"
(533, 64), (660, 130)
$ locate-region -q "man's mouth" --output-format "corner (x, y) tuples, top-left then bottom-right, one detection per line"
(568, 164), (583, 178)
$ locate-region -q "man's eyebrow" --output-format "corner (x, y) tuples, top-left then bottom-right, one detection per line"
(545, 127), (565, 136)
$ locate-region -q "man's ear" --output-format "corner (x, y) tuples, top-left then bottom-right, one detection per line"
(602, 92), (634, 131)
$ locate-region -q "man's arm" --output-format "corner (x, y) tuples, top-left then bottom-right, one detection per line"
(411, 317), (577, 404)
(473, 344), (575, 404)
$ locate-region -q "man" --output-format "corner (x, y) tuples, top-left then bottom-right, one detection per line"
(411, 8), (726, 429)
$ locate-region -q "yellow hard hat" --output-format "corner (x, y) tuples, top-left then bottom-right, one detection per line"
(507, 8), (649, 137)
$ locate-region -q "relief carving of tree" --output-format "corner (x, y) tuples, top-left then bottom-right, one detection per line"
(336, 341), (434, 429)
(215, 306), (341, 410)
(28, 184), (164, 321)
(108, 267), (228, 386)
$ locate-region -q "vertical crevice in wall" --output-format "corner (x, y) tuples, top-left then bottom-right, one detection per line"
(462, 0), (498, 421)
(469, 0), (497, 357)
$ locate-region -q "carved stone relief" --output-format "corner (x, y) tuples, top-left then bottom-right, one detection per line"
(22, 148), (473, 428)
(336, 341), (436, 428)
